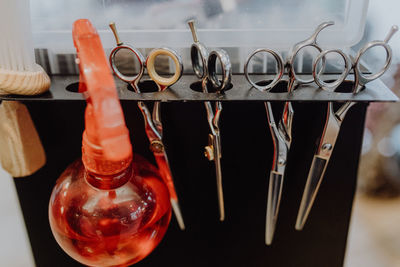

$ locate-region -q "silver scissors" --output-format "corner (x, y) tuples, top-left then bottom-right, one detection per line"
(244, 21), (334, 245)
(296, 25), (398, 231)
(108, 22), (185, 230)
(188, 20), (232, 221)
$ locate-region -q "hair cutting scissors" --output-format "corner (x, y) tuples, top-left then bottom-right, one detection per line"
(188, 20), (232, 221)
(108, 22), (185, 230)
(296, 25), (398, 231)
(244, 21), (334, 245)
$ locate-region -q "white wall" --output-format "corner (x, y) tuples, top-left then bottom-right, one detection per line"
(0, 168), (35, 267)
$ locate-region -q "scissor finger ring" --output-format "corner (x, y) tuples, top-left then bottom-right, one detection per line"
(313, 49), (351, 92)
(207, 49), (232, 93)
(244, 48), (284, 92)
(146, 48), (183, 88)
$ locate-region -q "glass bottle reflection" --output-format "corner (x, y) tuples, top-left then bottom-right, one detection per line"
(49, 155), (171, 267)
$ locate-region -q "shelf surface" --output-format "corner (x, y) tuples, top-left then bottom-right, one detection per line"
(0, 74), (398, 102)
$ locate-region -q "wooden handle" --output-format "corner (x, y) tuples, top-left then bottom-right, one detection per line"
(0, 64), (50, 95)
(0, 101), (46, 177)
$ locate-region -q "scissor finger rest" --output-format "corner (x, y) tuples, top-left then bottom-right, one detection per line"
(146, 48), (183, 88)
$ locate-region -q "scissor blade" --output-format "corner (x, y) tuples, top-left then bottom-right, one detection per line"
(154, 153), (185, 230)
(295, 155), (328, 230)
(279, 101), (293, 144)
(213, 135), (225, 221)
(137, 101), (162, 142)
(152, 101), (163, 135)
(266, 171), (284, 245)
(171, 199), (185, 231)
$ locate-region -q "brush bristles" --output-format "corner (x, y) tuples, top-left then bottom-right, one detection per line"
(0, 0), (50, 95)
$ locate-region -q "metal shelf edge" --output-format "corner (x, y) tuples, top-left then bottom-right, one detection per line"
(0, 74), (398, 102)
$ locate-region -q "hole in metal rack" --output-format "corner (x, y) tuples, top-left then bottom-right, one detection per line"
(255, 80), (288, 93)
(322, 80), (356, 93)
(127, 80), (159, 93)
(65, 82), (80, 93)
(189, 80), (233, 93)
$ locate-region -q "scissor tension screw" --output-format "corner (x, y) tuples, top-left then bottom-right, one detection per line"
(150, 140), (164, 153)
(322, 143), (332, 151)
(204, 146), (214, 161)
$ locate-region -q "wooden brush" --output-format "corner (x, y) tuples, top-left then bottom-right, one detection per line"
(0, 0), (49, 177)
(0, 101), (46, 177)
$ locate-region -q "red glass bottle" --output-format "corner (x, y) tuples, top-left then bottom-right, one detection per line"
(48, 19), (171, 267)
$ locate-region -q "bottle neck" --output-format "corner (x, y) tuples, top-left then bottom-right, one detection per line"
(82, 131), (133, 190)
(82, 130), (132, 174)
(85, 163), (133, 190)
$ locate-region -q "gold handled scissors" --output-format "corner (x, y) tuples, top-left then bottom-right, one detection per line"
(188, 20), (232, 221)
(244, 21), (334, 245)
(296, 25), (398, 231)
(109, 22), (185, 230)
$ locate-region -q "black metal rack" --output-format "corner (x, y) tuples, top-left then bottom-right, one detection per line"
(2, 74), (397, 267)
(1, 74), (396, 102)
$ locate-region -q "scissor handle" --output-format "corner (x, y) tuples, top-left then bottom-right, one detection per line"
(190, 42), (209, 80)
(244, 48), (284, 91)
(287, 21), (334, 85)
(353, 25), (398, 93)
(188, 20), (209, 80)
(207, 49), (232, 93)
(109, 22), (145, 89)
(109, 45), (146, 90)
(146, 47), (183, 89)
(313, 49), (351, 92)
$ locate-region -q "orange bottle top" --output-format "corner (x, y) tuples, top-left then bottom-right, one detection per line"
(72, 19), (132, 175)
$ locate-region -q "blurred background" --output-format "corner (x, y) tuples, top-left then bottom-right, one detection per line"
(1, 0), (400, 266)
